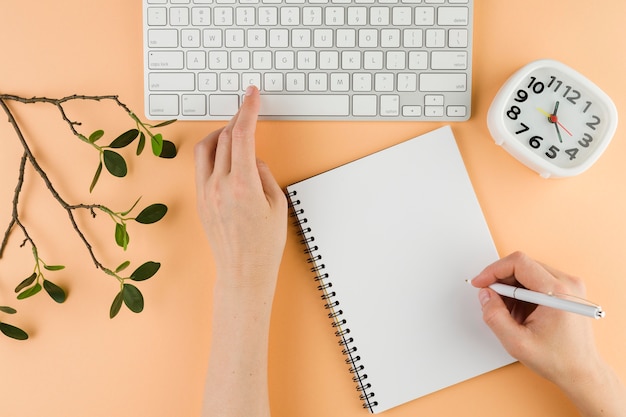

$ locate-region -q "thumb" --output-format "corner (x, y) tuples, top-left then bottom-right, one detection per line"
(479, 288), (525, 357)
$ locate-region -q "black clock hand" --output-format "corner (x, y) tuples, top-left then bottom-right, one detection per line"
(552, 102), (564, 143)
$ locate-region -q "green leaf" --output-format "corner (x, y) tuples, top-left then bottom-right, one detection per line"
(89, 162), (103, 193)
(115, 260), (131, 273)
(44, 264), (65, 271)
(104, 268), (118, 277)
(89, 130), (105, 143)
(103, 150), (127, 177)
(43, 280), (67, 303)
(158, 140), (177, 159)
(120, 197), (142, 217)
(15, 273), (37, 293)
(110, 290), (123, 319)
(134, 203), (168, 224)
(17, 283), (42, 300)
(109, 129), (139, 149)
(152, 119), (177, 128)
(122, 284), (144, 313)
(115, 223), (130, 250)
(151, 133), (164, 157)
(0, 306), (17, 314)
(130, 261), (161, 282)
(136, 132), (146, 156)
(0, 322), (29, 340)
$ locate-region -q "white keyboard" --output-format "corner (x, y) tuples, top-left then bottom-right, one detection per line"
(143, 0), (473, 121)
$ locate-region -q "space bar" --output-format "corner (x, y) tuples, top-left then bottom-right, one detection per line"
(259, 94), (350, 116)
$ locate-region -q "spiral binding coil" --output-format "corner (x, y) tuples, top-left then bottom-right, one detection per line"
(287, 190), (378, 411)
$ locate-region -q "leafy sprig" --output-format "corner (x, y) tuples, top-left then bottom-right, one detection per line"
(108, 260), (161, 318)
(15, 247), (67, 303)
(83, 120), (177, 192)
(0, 93), (177, 340)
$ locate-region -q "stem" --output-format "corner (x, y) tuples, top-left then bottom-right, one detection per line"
(0, 94), (140, 271)
(0, 152), (27, 257)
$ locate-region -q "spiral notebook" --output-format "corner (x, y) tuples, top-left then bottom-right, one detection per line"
(287, 126), (515, 413)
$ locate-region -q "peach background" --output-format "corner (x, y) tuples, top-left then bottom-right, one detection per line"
(1, 1), (625, 416)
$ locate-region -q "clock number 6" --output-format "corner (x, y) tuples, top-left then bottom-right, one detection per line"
(529, 135), (543, 149)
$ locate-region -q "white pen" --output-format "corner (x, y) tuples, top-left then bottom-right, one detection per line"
(487, 282), (605, 319)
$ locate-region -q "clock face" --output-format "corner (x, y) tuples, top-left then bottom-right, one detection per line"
(488, 60), (618, 178)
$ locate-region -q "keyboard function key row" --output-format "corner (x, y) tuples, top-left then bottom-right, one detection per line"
(147, 6), (469, 27)
(148, 0), (468, 4)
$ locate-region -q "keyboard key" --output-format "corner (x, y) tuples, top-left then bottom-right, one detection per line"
(147, 8), (167, 26)
(182, 94), (207, 116)
(425, 94), (444, 105)
(149, 95), (179, 116)
(209, 94), (240, 116)
(169, 7), (190, 25)
(431, 51), (467, 70)
(437, 7), (469, 26)
(181, 29), (201, 47)
(187, 51), (207, 69)
(198, 73), (218, 91)
(425, 105), (444, 116)
(149, 73), (195, 91)
(148, 29), (178, 47)
(447, 105), (467, 117)
(448, 28), (468, 47)
(352, 95), (377, 116)
(415, 7), (435, 25)
(220, 73), (240, 91)
(148, 51), (184, 70)
(419, 73), (467, 92)
(259, 94), (350, 116)
(192, 7), (212, 25)
(425, 28), (445, 47)
(380, 95), (400, 116)
(402, 105), (422, 116)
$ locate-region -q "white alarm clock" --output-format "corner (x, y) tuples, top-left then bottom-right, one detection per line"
(487, 59), (618, 178)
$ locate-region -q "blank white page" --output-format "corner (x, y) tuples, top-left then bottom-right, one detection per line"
(287, 126), (515, 413)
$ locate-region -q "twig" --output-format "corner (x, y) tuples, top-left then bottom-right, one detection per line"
(0, 94), (137, 270)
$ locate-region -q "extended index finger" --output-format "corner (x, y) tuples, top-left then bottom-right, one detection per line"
(230, 86), (261, 174)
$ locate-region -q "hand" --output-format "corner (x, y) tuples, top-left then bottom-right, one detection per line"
(471, 252), (626, 417)
(470, 251), (600, 385)
(194, 85), (287, 289)
(195, 87), (286, 417)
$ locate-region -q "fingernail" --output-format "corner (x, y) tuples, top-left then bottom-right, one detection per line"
(479, 288), (491, 307)
(245, 85), (255, 96)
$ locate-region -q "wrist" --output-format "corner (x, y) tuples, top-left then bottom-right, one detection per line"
(555, 357), (626, 415)
(213, 268), (278, 308)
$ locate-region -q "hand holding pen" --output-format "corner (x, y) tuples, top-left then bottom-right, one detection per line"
(470, 252), (626, 416)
